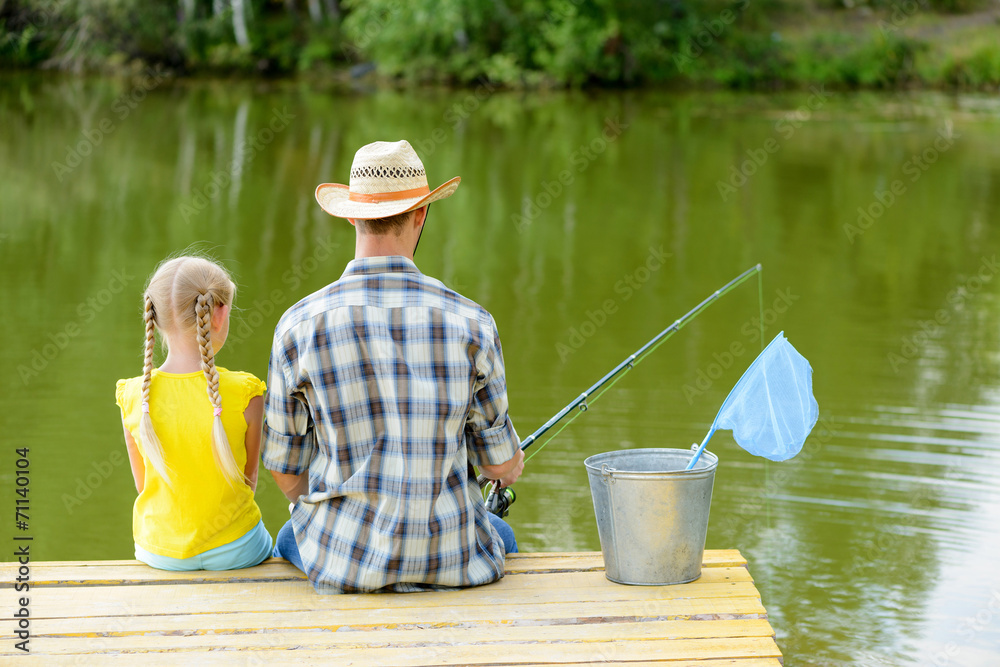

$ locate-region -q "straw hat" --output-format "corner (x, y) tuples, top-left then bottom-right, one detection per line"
(315, 140), (460, 220)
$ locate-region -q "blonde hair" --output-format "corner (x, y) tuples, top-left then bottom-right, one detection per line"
(138, 256), (244, 487)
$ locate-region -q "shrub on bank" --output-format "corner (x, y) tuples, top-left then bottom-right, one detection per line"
(941, 44), (1000, 88)
(1, 0), (997, 89)
(787, 31), (924, 88)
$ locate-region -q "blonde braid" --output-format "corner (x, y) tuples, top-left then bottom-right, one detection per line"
(196, 293), (244, 486)
(137, 294), (172, 483)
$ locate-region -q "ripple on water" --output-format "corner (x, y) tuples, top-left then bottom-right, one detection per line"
(751, 402), (1000, 665)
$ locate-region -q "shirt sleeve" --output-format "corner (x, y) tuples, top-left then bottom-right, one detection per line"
(115, 379), (130, 415)
(261, 330), (316, 475)
(465, 316), (520, 467)
(241, 374), (267, 410)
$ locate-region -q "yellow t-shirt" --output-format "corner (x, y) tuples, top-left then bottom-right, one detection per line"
(115, 367), (266, 559)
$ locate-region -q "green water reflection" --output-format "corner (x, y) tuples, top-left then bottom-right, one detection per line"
(2, 74), (1000, 666)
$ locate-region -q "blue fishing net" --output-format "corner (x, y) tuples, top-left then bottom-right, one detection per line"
(712, 331), (818, 461)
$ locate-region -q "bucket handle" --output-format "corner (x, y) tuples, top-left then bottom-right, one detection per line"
(601, 464), (616, 484)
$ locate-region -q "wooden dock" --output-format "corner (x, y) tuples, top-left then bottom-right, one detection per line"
(2, 550), (781, 665)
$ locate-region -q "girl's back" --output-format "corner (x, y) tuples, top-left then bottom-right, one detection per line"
(117, 367), (264, 559)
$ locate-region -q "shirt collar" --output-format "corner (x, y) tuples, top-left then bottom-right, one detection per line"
(341, 255), (421, 278)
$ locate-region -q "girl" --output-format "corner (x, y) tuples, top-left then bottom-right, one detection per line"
(115, 255), (272, 571)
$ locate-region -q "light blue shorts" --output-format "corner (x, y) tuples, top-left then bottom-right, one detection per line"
(135, 520), (273, 571)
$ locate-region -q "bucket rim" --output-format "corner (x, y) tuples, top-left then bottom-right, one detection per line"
(584, 447), (719, 476)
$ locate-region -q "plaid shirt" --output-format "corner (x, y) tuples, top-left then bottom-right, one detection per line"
(262, 255), (520, 593)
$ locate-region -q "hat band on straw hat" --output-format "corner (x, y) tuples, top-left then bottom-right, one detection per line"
(348, 185), (430, 204)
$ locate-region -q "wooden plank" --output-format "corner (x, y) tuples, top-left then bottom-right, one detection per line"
(505, 550), (747, 568)
(15, 559), (589, 587)
(14, 559), (750, 588)
(0, 657), (781, 667)
(25, 582), (764, 624)
(26, 619), (776, 654)
(532, 662), (781, 667)
(0, 636), (781, 663)
(16, 595), (769, 637)
(4, 567), (751, 613)
(15, 550), (745, 566)
(0, 551), (751, 587)
(21, 578), (760, 620)
(15, 561), (306, 587)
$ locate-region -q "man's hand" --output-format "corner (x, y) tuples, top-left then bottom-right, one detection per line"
(480, 448), (524, 489)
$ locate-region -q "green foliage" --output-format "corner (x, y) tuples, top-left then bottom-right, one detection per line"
(924, 0), (992, 12)
(298, 24), (345, 71)
(1, 0), (347, 73)
(179, 8), (244, 70)
(824, 0), (991, 10)
(0, 0), (995, 88)
(341, 0), (506, 83)
(341, 0), (793, 86)
(0, 20), (36, 65)
(0, 2), (62, 67)
(708, 31), (790, 88)
(942, 44), (1000, 88)
(834, 37), (908, 88)
(531, 1), (618, 86)
(787, 30), (923, 88)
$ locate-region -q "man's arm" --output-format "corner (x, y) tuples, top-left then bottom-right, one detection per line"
(271, 470), (310, 502)
(479, 448), (524, 488)
(466, 317), (523, 485)
(261, 333), (317, 501)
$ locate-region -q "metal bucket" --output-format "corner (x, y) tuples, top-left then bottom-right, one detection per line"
(584, 448), (718, 585)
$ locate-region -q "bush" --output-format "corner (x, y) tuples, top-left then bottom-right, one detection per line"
(0, 1), (64, 67)
(0, 0), (990, 88)
(709, 31), (790, 88)
(823, 0), (991, 10)
(788, 30), (923, 88)
(924, 0), (992, 13)
(341, 0), (791, 87)
(1, 0), (347, 74)
(943, 44), (1000, 88)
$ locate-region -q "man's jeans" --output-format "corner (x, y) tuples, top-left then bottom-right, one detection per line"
(487, 513), (518, 555)
(273, 513), (518, 573)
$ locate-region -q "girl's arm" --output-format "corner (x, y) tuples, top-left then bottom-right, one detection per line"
(122, 425), (145, 493)
(243, 395), (264, 492)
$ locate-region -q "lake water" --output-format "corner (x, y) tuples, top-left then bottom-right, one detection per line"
(2, 73), (1000, 666)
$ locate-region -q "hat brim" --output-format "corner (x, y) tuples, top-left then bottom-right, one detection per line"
(315, 176), (461, 220)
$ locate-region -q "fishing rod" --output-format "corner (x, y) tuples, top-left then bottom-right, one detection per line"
(483, 264), (763, 517)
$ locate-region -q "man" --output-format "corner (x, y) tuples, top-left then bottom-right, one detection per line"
(262, 140), (524, 594)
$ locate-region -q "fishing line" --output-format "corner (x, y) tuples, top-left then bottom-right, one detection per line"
(482, 265), (768, 515)
(522, 265), (765, 464)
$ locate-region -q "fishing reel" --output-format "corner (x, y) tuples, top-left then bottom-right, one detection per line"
(485, 481), (516, 518)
